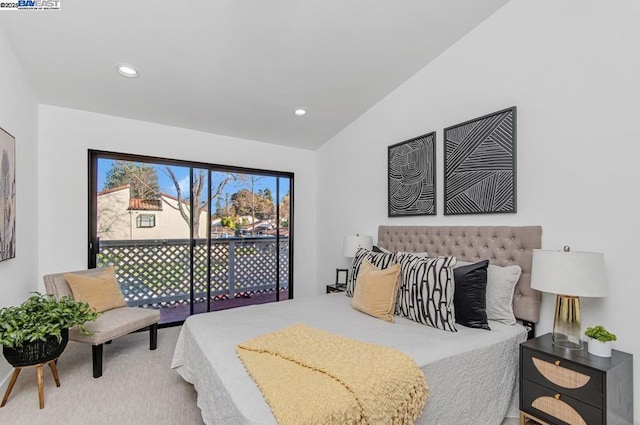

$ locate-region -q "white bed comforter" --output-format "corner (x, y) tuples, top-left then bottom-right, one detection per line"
(171, 294), (526, 425)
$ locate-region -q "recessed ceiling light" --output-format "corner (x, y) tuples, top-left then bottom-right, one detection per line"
(294, 108), (307, 116)
(116, 63), (139, 78)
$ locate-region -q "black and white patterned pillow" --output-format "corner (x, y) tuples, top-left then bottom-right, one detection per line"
(346, 248), (398, 297)
(396, 253), (458, 332)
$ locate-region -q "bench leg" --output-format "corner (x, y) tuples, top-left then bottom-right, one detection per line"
(92, 344), (104, 378)
(150, 323), (158, 350)
(1, 368), (21, 407)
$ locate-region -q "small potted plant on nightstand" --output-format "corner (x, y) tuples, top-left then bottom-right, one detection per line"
(584, 325), (617, 358)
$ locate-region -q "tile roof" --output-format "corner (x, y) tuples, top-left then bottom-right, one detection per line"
(128, 198), (163, 211)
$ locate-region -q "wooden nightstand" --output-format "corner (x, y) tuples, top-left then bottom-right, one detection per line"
(520, 333), (633, 425)
(325, 284), (346, 294)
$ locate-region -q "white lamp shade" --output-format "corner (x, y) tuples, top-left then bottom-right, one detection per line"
(343, 234), (373, 257)
(531, 248), (607, 297)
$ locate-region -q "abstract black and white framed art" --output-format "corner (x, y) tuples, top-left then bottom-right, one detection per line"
(0, 126), (16, 261)
(388, 132), (436, 217)
(443, 107), (516, 215)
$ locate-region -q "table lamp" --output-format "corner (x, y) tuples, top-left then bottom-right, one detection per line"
(531, 246), (607, 350)
(343, 234), (373, 257)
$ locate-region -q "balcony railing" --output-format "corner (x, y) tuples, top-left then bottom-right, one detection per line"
(97, 237), (290, 308)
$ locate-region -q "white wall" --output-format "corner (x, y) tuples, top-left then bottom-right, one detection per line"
(316, 0), (640, 420)
(0, 30), (39, 381)
(3, 0), (639, 416)
(38, 105), (317, 296)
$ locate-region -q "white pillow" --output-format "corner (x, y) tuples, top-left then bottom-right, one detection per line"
(457, 261), (521, 325)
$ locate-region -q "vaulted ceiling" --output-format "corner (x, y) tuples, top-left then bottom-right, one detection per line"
(0, 0), (510, 149)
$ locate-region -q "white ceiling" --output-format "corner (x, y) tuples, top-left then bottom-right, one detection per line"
(0, 1), (509, 150)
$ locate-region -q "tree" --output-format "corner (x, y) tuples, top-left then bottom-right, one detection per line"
(262, 187), (273, 202)
(224, 193), (232, 216)
(247, 175), (263, 233)
(162, 168), (236, 238)
(214, 198), (223, 217)
(230, 189), (253, 217)
(279, 190), (290, 227)
(104, 161), (159, 200)
(220, 216), (236, 229)
(235, 175), (277, 234)
(231, 188), (275, 224)
(256, 191), (275, 219)
(259, 197), (275, 219)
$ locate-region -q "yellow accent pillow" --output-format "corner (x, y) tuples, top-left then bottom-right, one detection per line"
(65, 266), (126, 313)
(352, 260), (401, 322)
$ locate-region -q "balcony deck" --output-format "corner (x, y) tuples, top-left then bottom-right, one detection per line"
(158, 289), (291, 324)
(98, 237), (292, 325)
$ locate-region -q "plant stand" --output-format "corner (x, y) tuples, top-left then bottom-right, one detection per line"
(1, 358), (61, 409)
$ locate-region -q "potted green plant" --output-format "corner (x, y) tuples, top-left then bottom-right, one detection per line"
(0, 293), (99, 367)
(584, 325), (617, 357)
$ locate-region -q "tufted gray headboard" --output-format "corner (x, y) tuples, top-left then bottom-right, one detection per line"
(377, 225), (542, 323)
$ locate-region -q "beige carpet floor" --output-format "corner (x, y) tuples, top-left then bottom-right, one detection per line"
(0, 326), (522, 425)
(0, 326), (204, 425)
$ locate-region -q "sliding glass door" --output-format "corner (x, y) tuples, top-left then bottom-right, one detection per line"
(89, 151), (293, 325)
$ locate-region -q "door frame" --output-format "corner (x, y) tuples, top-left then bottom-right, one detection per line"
(87, 149), (295, 310)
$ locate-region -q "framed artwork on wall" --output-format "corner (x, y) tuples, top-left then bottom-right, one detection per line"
(388, 132), (436, 217)
(0, 126), (16, 262)
(443, 107), (516, 215)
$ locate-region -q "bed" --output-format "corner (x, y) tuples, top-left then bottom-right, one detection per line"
(171, 225), (542, 425)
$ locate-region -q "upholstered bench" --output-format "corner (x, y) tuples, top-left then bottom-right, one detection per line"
(43, 268), (160, 378)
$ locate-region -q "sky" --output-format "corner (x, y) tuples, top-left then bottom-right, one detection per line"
(97, 159), (289, 204)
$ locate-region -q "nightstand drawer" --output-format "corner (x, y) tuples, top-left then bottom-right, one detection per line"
(522, 379), (603, 425)
(522, 349), (603, 408)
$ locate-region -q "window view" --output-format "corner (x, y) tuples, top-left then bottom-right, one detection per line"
(90, 152), (293, 325)
(136, 214), (156, 228)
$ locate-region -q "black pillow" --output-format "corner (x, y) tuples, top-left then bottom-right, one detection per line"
(453, 260), (490, 330)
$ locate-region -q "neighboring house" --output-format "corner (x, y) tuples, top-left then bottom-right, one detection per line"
(262, 227), (289, 238)
(237, 219), (280, 236)
(97, 185), (208, 240)
(210, 226), (235, 238)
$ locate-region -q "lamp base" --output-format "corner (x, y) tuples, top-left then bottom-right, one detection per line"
(552, 295), (583, 350)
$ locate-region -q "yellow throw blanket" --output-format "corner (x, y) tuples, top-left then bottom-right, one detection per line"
(236, 324), (428, 425)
